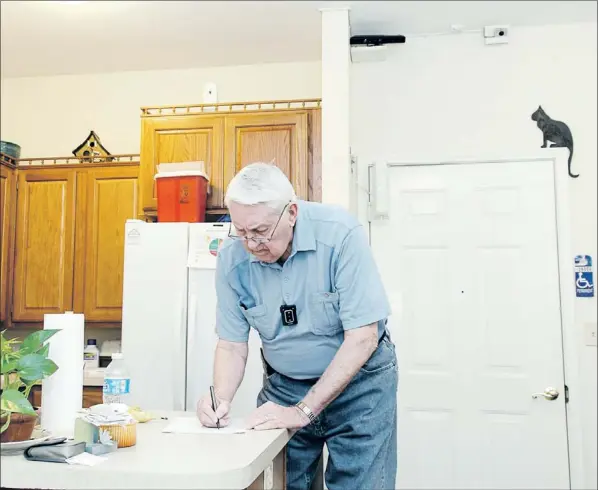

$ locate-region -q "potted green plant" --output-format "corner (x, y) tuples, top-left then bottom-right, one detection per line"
(1, 329), (60, 443)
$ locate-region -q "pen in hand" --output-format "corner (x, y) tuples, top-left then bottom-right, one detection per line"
(209, 385), (220, 429)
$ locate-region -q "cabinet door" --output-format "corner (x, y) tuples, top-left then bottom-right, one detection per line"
(12, 170), (76, 322)
(223, 112), (309, 201)
(29, 386), (103, 409)
(82, 387), (103, 408)
(0, 164), (16, 324)
(79, 167), (139, 322)
(140, 116), (224, 214)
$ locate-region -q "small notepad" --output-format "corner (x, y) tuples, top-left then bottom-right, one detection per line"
(162, 417), (248, 435)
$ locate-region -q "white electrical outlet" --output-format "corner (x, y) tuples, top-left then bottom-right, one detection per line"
(202, 83), (218, 103)
(585, 322), (597, 347)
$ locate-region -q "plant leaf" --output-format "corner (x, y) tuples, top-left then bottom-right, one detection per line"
(1, 333), (20, 360)
(21, 329), (61, 354)
(37, 343), (50, 358)
(1, 359), (17, 374)
(16, 354), (59, 382)
(0, 389), (36, 415)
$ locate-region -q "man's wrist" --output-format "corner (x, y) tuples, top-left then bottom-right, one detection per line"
(295, 401), (317, 424)
(293, 405), (311, 425)
(301, 392), (324, 416)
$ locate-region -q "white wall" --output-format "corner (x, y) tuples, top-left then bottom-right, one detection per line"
(351, 22), (597, 489)
(0, 60), (321, 158)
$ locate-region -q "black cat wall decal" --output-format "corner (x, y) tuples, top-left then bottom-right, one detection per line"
(531, 106), (578, 178)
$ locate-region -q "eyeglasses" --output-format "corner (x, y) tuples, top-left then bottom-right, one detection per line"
(228, 203), (290, 244)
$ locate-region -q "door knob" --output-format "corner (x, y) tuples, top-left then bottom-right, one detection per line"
(532, 387), (559, 401)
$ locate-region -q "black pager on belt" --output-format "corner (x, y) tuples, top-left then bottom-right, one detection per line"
(280, 304), (298, 326)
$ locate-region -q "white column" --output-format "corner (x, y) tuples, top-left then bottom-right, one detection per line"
(320, 7), (351, 210)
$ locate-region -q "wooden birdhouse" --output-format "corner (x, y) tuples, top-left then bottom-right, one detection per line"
(72, 131), (112, 162)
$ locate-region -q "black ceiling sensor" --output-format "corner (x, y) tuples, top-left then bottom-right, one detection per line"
(350, 35), (406, 46)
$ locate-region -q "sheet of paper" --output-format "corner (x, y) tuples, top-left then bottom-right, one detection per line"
(66, 452), (107, 466)
(187, 228), (228, 269)
(162, 417), (248, 435)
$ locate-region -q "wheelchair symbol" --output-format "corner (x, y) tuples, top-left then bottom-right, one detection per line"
(576, 272), (593, 289)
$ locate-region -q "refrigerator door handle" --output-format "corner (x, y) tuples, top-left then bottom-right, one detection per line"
(173, 291), (187, 411)
(186, 293), (198, 411)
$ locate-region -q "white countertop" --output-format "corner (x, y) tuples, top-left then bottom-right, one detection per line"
(1, 412), (290, 489)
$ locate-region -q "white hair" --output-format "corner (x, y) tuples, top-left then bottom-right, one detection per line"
(224, 162), (297, 212)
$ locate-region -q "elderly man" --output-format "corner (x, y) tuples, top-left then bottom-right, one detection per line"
(197, 162), (397, 490)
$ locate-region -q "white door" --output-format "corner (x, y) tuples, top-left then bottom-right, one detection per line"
(371, 160), (570, 489)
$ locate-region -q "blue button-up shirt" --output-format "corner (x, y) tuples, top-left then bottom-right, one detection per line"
(215, 200), (391, 379)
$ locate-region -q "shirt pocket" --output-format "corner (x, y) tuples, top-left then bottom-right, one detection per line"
(240, 304), (277, 341)
(308, 292), (343, 336)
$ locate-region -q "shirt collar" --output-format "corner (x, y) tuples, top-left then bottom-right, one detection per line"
(291, 202), (316, 253)
(249, 201), (316, 264)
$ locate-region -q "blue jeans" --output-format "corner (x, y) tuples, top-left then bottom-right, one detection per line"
(257, 337), (398, 490)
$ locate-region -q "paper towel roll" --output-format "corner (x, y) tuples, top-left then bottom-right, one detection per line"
(41, 312), (84, 438)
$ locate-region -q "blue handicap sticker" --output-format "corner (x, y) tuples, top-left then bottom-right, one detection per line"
(574, 255), (594, 298)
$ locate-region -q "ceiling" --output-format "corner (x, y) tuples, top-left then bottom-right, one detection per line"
(1, 1), (596, 78)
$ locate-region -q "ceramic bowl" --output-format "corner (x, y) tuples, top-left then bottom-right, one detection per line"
(0, 141), (21, 160)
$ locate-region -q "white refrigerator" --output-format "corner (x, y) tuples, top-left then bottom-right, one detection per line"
(121, 220), (264, 417)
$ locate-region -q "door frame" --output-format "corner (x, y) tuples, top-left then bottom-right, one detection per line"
(366, 148), (584, 489)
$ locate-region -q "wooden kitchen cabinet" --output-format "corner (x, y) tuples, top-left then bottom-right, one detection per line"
(75, 167), (139, 322)
(82, 386), (103, 407)
(10, 160), (139, 324)
(30, 385), (103, 409)
(140, 115), (224, 215)
(222, 111), (309, 202)
(139, 100), (321, 219)
(12, 169), (77, 322)
(0, 159), (17, 325)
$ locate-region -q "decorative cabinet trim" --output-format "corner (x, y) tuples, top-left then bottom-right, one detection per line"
(141, 98), (321, 117)
(17, 154), (140, 167)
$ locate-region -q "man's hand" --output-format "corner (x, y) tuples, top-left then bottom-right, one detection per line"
(196, 393), (231, 428)
(245, 401), (310, 431)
